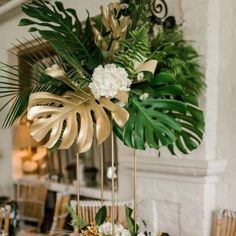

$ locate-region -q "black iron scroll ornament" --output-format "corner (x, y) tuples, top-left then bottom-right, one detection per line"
(119, 0), (176, 28)
(151, 0), (168, 20)
(150, 0), (176, 28)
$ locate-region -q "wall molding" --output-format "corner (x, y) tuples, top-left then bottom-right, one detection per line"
(120, 157), (227, 179)
(0, 0), (28, 18)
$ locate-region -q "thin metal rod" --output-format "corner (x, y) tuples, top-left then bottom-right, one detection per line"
(115, 183), (118, 224)
(134, 149), (137, 232)
(76, 153), (80, 217)
(100, 143), (104, 206)
(111, 132), (115, 236)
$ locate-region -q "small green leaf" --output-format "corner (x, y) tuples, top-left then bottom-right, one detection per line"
(95, 206), (107, 226)
(125, 206), (135, 234)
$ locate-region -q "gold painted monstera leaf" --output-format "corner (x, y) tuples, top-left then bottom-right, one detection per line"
(27, 91), (129, 153)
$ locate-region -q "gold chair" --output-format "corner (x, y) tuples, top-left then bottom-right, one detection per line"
(213, 209), (236, 236)
(0, 205), (11, 236)
(17, 183), (48, 232)
(17, 192), (70, 236)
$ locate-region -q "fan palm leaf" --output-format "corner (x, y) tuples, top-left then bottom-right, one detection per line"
(0, 37), (68, 128)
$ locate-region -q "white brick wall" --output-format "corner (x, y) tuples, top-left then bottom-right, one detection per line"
(117, 145), (225, 236)
(216, 0), (236, 210)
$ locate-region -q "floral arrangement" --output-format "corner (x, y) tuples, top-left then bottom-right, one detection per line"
(0, 0), (205, 235)
(0, 0), (204, 155)
(67, 205), (149, 236)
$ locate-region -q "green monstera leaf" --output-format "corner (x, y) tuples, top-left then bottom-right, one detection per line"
(114, 71), (204, 154)
(19, 0), (102, 70)
(167, 94), (204, 154)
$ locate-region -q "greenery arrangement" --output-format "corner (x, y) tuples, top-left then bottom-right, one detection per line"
(0, 0), (204, 155)
(0, 0), (205, 235)
(67, 204), (148, 236)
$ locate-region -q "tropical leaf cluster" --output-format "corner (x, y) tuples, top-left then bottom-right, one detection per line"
(0, 0), (205, 155)
(114, 27), (151, 76)
(115, 70), (204, 154)
(119, 0), (155, 29)
(151, 28), (205, 96)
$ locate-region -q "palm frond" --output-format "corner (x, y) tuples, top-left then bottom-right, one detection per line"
(41, 32), (91, 78)
(0, 34), (72, 128)
(135, 0), (155, 29)
(1, 82), (67, 128)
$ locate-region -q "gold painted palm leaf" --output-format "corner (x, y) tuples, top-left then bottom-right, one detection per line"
(27, 91), (129, 153)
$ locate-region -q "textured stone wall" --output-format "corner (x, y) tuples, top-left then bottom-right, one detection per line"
(118, 0), (231, 235)
(118, 145), (223, 236)
(216, 0), (236, 209)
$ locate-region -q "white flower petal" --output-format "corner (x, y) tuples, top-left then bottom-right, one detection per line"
(89, 64), (131, 99)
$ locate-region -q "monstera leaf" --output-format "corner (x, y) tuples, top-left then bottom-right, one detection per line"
(114, 94), (185, 150)
(27, 91), (129, 153)
(167, 95), (204, 154)
(114, 71), (204, 154)
(19, 0), (102, 70)
(19, 1), (85, 54)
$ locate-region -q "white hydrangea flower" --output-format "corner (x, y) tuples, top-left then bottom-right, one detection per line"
(98, 222), (131, 236)
(89, 64), (131, 99)
(98, 222), (112, 235)
(137, 72), (144, 81)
